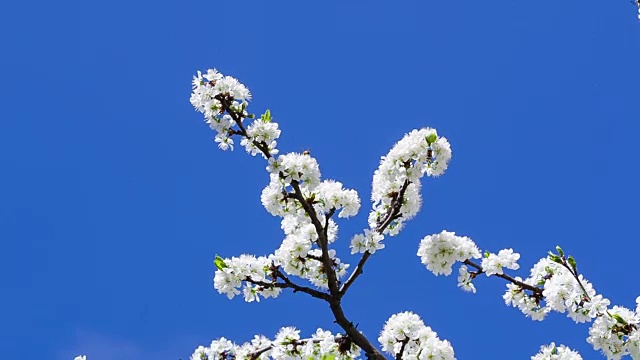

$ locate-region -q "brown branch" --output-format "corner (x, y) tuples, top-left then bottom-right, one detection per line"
(214, 93), (272, 159)
(290, 180), (385, 359)
(246, 275), (331, 302)
(339, 180), (411, 298)
(249, 338), (323, 360)
(395, 338), (410, 360)
(463, 259), (544, 301)
(290, 181), (340, 297)
(329, 299), (387, 360)
(557, 259), (591, 301)
(212, 88), (385, 359)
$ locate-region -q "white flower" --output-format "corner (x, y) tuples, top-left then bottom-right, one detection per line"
(369, 128), (451, 236)
(378, 312), (455, 360)
(417, 230), (480, 276)
(190, 68), (253, 153)
(481, 248), (520, 276)
(587, 306), (640, 359)
(457, 265), (476, 293)
(350, 229), (385, 254)
(242, 118), (281, 158)
(213, 254), (281, 302)
(314, 180), (361, 218)
(531, 342), (582, 360)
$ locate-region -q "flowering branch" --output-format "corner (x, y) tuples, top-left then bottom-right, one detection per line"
(339, 179), (410, 298)
(289, 181), (340, 296)
(418, 231), (640, 357)
(213, 93), (272, 159)
(244, 267), (332, 302)
(288, 182), (387, 359)
(462, 259), (543, 301)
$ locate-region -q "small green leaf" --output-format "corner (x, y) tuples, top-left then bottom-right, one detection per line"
(568, 256), (577, 272)
(425, 133), (438, 145)
(549, 254), (562, 264)
(484, 251), (490, 258)
(612, 314), (628, 324)
(262, 109), (272, 122)
(214, 255), (227, 270)
(555, 246), (564, 257)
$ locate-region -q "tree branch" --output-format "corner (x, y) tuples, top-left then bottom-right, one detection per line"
(290, 181), (341, 297)
(213, 89), (386, 360)
(395, 338), (410, 360)
(246, 275), (331, 302)
(329, 299), (387, 360)
(214, 93), (272, 159)
(339, 180), (411, 298)
(463, 259), (544, 300)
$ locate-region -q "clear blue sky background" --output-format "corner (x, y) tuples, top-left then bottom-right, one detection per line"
(1, 1), (639, 359)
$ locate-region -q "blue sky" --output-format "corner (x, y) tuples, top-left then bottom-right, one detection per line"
(1, 1), (639, 359)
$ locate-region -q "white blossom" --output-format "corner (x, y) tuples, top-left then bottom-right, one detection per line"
(587, 306), (640, 359)
(190, 328), (360, 360)
(457, 265), (476, 293)
(350, 229), (385, 254)
(190, 69), (253, 152)
(531, 343), (582, 360)
(370, 128), (451, 236)
(242, 118), (281, 157)
(213, 254), (282, 301)
(417, 230), (481, 276)
(481, 248), (520, 276)
(378, 311), (455, 360)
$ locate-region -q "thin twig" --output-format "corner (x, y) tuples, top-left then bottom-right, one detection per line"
(463, 259), (544, 301)
(339, 180), (411, 298)
(246, 276), (331, 302)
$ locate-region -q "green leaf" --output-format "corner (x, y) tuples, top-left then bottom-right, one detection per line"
(484, 251), (490, 258)
(214, 255), (227, 270)
(262, 109), (272, 122)
(555, 246), (564, 257)
(548, 253), (562, 264)
(567, 256), (577, 272)
(425, 133), (438, 145)
(612, 314), (628, 324)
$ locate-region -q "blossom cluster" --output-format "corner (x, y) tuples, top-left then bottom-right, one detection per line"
(191, 68), (365, 294)
(503, 257), (609, 322)
(261, 153), (359, 288)
(214, 154), (358, 292)
(369, 128), (452, 237)
(190, 69), (280, 156)
(416, 230), (481, 276)
(190, 327), (361, 360)
(350, 228), (385, 255)
(587, 304), (640, 359)
(502, 256), (640, 358)
(378, 311), (455, 360)
(481, 248), (520, 276)
(531, 343), (582, 360)
(273, 214), (349, 289)
(213, 254), (282, 302)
